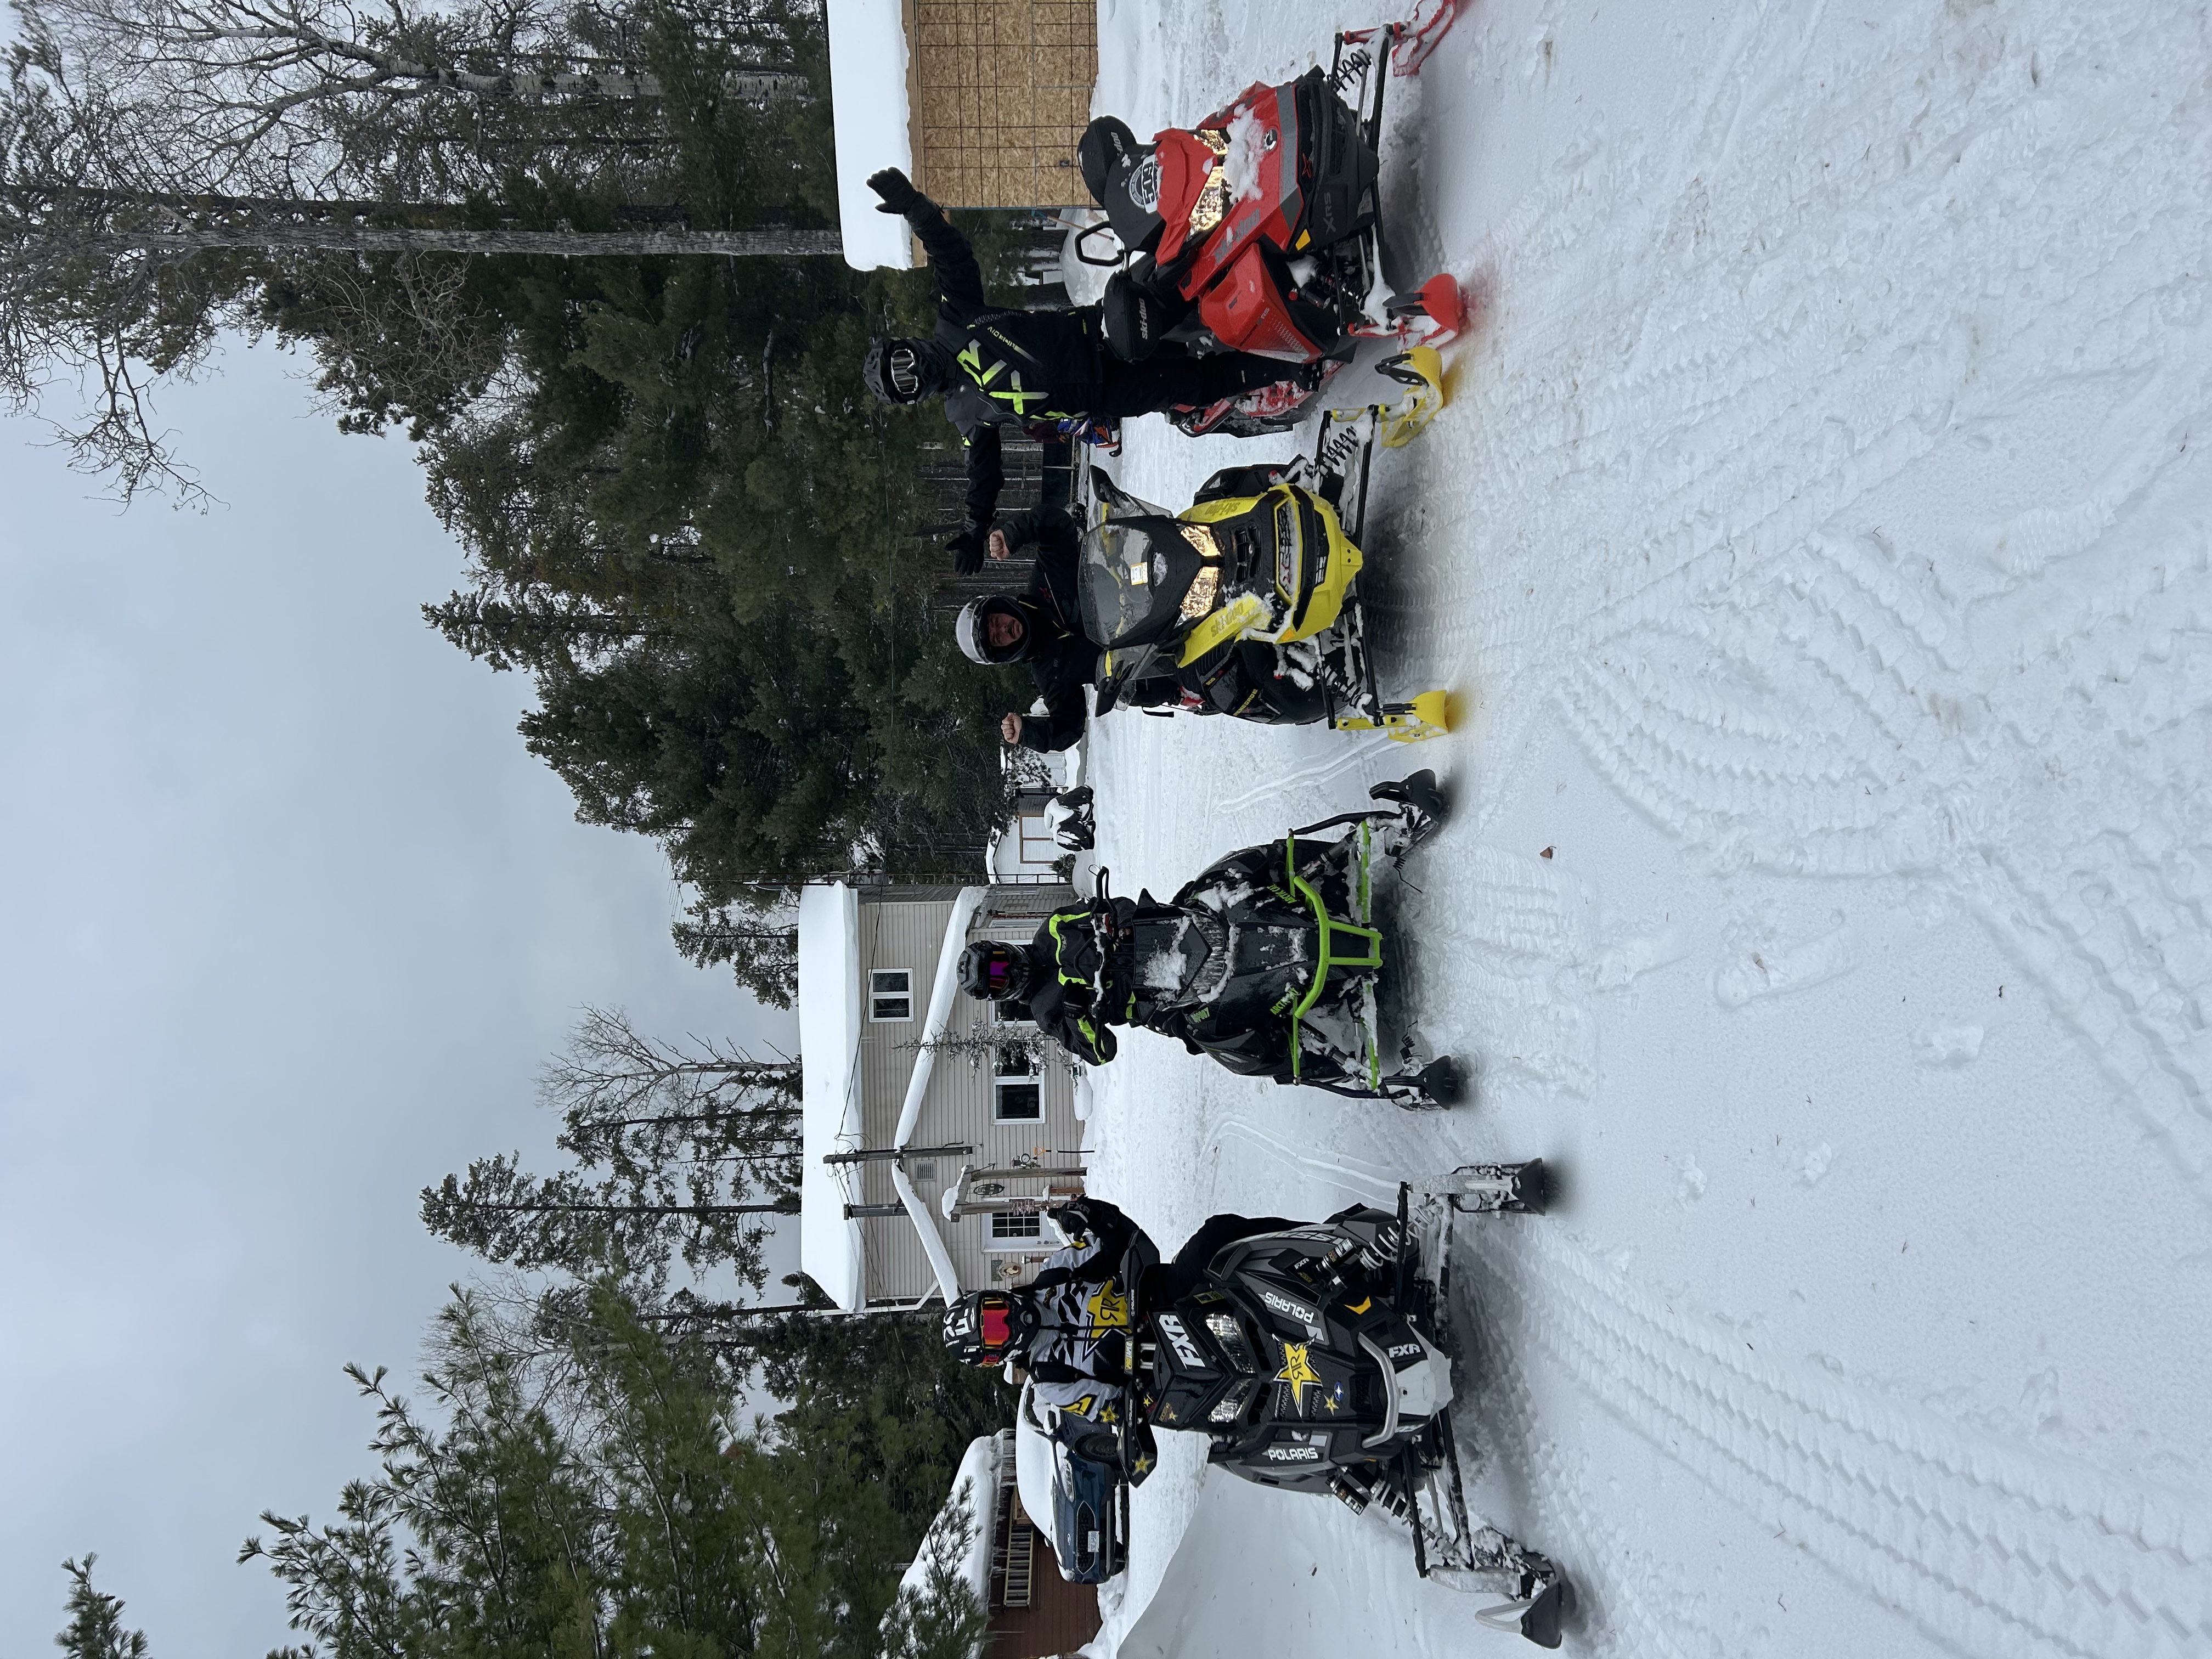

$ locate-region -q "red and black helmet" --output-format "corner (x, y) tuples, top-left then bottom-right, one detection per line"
(943, 1290), (1040, 1367)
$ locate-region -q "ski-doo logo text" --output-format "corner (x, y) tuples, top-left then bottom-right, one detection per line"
(1156, 1314), (1207, 1370)
(1262, 1444), (1322, 1462)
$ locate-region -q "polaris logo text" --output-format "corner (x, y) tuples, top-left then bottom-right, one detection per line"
(1262, 1444), (1322, 1462)
(1261, 1289), (1316, 1324)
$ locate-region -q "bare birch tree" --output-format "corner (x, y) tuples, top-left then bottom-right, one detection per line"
(14, 0), (806, 201)
(1, 0), (836, 499)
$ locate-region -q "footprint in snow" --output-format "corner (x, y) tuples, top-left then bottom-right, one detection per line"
(1914, 1023), (1985, 1066)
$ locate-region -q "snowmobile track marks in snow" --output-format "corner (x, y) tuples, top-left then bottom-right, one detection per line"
(1467, 1223), (2212, 1659)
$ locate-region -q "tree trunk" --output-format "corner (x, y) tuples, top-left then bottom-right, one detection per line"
(199, 28), (808, 103)
(464, 1199), (800, 1216)
(32, 187), (695, 223)
(91, 225), (844, 257)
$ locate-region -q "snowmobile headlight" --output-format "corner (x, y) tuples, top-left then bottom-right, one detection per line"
(1204, 1311), (1258, 1372)
(1178, 523), (1221, 559)
(1208, 1376), (1256, 1423)
(1180, 565), (1222, 620)
(1189, 170), (1228, 234)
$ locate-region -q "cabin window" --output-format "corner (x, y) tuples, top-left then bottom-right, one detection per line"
(993, 1080), (1043, 1121)
(989, 1211), (1043, 1243)
(869, 968), (912, 1021)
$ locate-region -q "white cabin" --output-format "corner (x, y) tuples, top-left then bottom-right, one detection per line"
(798, 881), (1087, 1311)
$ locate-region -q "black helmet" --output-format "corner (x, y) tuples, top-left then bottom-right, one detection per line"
(864, 337), (945, 404)
(953, 595), (1034, 665)
(943, 1289), (1038, 1367)
(959, 939), (1039, 1003)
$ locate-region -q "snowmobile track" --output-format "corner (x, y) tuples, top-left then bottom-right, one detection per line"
(1465, 1223), (2212, 1659)
(1394, 0), (2212, 1198)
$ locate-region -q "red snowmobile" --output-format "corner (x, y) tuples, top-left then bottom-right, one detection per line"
(1076, 17), (1468, 438)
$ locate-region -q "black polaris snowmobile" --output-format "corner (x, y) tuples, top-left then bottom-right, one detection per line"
(1099, 1166), (1575, 1646)
(964, 772), (1463, 1108)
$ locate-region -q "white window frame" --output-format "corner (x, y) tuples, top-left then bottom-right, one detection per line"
(984, 1210), (1045, 1251)
(868, 968), (913, 1022)
(992, 1077), (1043, 1122)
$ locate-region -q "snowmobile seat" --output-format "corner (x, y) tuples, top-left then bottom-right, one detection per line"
(1192, 464), (1291, 504)
(1079, 115), (1141, 204)
(1079, 116), (1166, 258)
(1101, 265), (1194, 362)
(1184, 1024), (1286, 1076)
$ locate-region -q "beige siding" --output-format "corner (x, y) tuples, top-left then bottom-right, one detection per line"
(851, 891), (1087, 1304)
(856, 898), (950, 1303)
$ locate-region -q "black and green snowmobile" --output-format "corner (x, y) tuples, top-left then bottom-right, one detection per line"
(958, 771), (1463, 1108)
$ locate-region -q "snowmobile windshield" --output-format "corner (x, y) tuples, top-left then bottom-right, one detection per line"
(1078, 516), (1220, 650)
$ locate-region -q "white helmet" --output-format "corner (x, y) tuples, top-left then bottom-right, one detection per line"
(954, 599), (990, 665)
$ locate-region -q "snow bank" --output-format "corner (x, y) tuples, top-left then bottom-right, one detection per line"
(896, 1432), (1005, 1610)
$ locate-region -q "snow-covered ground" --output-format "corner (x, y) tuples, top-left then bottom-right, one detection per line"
(1078, 2), (2212, 1655)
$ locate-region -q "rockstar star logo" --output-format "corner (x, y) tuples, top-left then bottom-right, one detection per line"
(1085, 1280), (1130, 1338)
(1274, 1340), (1322, 1415)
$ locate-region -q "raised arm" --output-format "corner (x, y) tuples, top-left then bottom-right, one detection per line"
(866, 166), (985, 314)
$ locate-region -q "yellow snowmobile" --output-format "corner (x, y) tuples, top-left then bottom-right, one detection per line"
(1079, 385), (1451, 742)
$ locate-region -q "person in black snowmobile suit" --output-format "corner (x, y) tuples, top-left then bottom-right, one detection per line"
(956, 503), (1177, 752)
(859, 166), (1307, 574)
(957, 773), (1455, 1096)
(941, 1195), (1295, 1475)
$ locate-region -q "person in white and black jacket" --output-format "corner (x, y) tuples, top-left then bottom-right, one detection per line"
(940, 1196), (1296, 1472)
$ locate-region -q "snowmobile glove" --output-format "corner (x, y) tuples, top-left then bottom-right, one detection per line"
(867, 166), (931, 220)
(947, 526), (987, 575)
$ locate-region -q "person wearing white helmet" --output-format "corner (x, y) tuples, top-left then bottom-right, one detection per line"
(955, 503), (1175, 752)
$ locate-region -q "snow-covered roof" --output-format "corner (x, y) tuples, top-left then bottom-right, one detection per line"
(798, 882), (865, 1311)
(895, 1432), (1006, 1612)
(826, 0), (916, 270)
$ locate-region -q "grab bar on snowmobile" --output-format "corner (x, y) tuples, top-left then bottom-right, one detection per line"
(1074, 221), (1127, 267)
(1356, 1330), (1401, 1448)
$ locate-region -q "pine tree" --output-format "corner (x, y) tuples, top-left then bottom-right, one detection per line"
(242, 1289), (988, 1659)
(53, 1558), (149, 1659)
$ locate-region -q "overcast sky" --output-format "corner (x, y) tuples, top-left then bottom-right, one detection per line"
(0, 343), (795, 1656)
